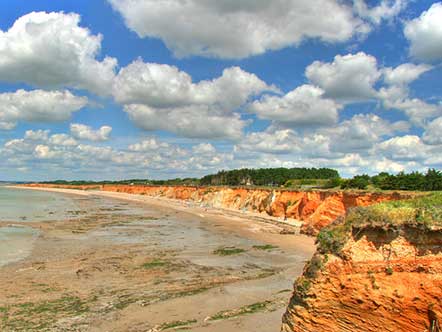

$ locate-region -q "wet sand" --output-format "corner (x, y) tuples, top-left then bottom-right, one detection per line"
(0, 187), (315, 332)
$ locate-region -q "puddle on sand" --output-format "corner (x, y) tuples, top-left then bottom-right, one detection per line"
(0, 226), (39, 267)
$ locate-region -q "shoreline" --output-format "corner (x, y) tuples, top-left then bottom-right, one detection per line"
(8, 185), (305, 235)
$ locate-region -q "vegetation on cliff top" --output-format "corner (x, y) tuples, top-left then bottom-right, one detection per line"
(200, 167), (339, 186)
(341, 169), (442, 191)
(38, 168), (442, 193)
(317, 192), (442, 256)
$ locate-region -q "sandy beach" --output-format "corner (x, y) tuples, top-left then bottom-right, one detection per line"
(0, 186), (315, 331)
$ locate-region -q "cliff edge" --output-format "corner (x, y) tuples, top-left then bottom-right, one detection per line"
(282, 193), (442, 332)
(23, 184), (409, 235)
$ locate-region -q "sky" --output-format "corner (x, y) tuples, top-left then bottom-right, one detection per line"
(0, 0), (442, 181)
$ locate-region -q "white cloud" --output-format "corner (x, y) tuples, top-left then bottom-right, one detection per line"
(249, 85), (342, 127)
(0, 122), (15, 130)
(375, 135), (429, 161)
(70, 123), (112, 142)
(25, 129), (49, 141)
(423, 117), (442, 145)
(383, 63), (432, 86)
(305, 52), (381, 101)
(128, 138), (170, 152)
(34, 145), (57, 159)
(404, 3), (442, 61)
(114, 62), (275, 109)
(235, 113), (408, 161)
(0, 129), (237, 179)
(0, 89), (88, 129)
(235, 128), (300, 155)
(192, 143), (217, 156)
(322, 113), (408, 154)
(114, 62), (274, 139)
(49, 134), (78, 146)
(108, 0), (367, 59)
(353, 0), (407, 25)
(0, 12), (117, 95)
(378, 85), (442, 125)
(124, 104), (246, 140)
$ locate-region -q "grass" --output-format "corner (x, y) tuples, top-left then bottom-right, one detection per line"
(209, 301), (271, 321)
(252, 244), (278, 251)
(316, 192), (442, 257)
(141, 259), (169, 269)
(0, 295), (91, 331)
(347, 192), (442, 229)
(213, 247), (246, 256)
(159, 319), (197, 330)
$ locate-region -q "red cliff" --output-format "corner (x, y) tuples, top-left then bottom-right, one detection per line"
(24, 184), (409, 235)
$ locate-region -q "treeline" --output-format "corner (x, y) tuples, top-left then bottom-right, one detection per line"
(42, 167), (339, 188)
(41, 168), (442, 192)
(341, 169), (442, 191)
(42, 178), (200, 186)
(200, 167), (339, 186)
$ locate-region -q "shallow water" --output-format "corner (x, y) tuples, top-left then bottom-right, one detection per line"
(0, 226), (39, 267)
(0, 186), (78, 222)
(0, 186), (80, 266)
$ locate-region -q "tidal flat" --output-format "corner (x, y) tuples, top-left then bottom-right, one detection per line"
(0, 187), (314, 331)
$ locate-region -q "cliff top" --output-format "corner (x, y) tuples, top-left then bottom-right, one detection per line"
(317, 192), (442, 256)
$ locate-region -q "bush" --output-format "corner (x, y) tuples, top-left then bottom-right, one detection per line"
(340, 175), (370, 190)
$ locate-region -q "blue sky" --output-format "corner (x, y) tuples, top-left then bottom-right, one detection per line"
(0, 0), (442, 181)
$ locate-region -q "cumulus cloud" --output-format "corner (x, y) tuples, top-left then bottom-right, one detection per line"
(324, 114), (409, 154)
(353, 0), (407, 25)
(114, 62), (274, 139)
(423, 117), (442, 145)
(383, 63), (432, 86)
(249, 85), (342, 127)
(0, 11), (117, 95)
(113, 62), (276, 109)
(305, 52), (381, 101)
(378, 85), (442, 125)
(0, 89), (88, 129)
(25, 129), (49, 141)
(0, 129), (236, 179)
(70, 123), (112, 141)
(108, 0), (367, 59)
(192, 143), (217, 156)
(235, 113), (409, 162)
(124, 104), (246, 140)
(128, 138), (170, 152)
(235, 129), (300, 155)
(404, 3), (442, 61)
(375, 135), (429, 161)
(34, 145), (57, 159)
(49, 134), (78, 146)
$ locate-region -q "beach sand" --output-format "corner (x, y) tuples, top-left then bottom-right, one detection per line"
(0, 186), (315, 332)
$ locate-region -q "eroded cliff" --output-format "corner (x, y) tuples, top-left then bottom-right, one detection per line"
(24, 184), (408, 235)
(282, 194), (442, 332)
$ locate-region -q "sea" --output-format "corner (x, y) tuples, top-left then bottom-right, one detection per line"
(0, 186), (78, 267)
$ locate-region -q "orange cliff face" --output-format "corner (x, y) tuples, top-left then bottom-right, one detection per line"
(23, 184), (410, 235)
(281, 225), (442, 332)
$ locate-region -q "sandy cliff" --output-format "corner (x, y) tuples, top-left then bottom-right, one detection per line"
(23, 184), (407, 235)
(282, 208), (442, 332)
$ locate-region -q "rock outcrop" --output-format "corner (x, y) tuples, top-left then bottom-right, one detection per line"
(282, 219), (442, 331)
(24, 184), (408, 235)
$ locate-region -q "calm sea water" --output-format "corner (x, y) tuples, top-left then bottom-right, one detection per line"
(0, 186), (78, 267)
(0, 186), (78, 222)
